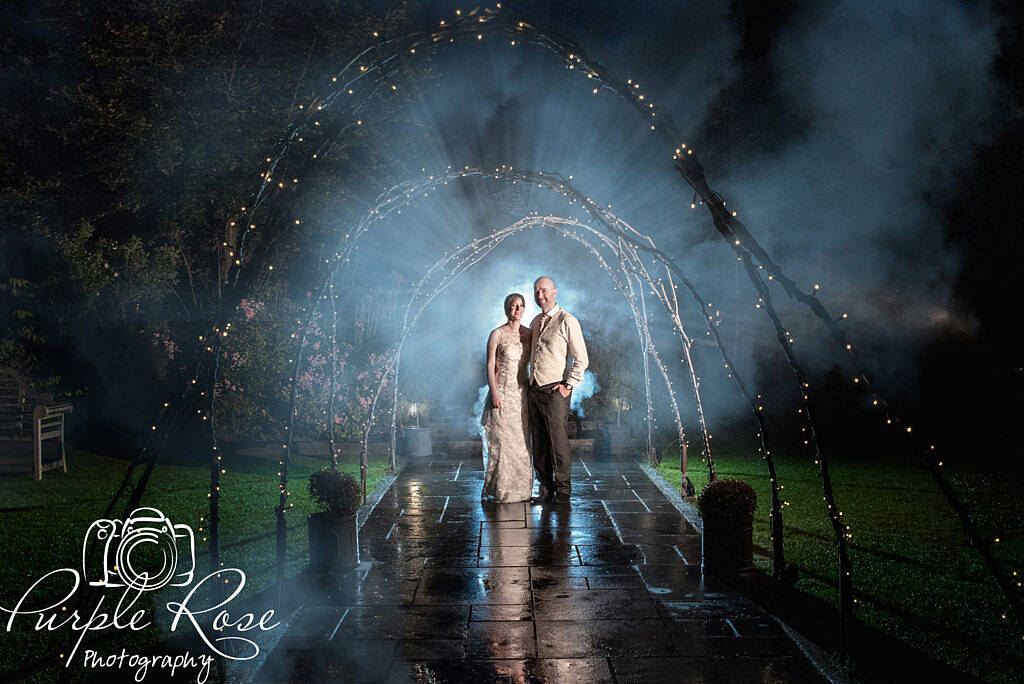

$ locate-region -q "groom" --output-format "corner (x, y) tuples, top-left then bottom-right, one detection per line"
(528, 276), (589, 504)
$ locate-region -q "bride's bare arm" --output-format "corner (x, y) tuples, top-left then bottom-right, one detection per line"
(486, 329), (502, 409)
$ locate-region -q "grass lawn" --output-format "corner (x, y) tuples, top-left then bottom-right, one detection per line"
(0, 448), (390, 683)
(656, 440), (1024, 683)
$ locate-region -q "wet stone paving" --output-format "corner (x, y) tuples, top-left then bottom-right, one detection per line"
(256, 454), (825, 683)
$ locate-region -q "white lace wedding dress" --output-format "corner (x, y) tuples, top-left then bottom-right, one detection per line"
(481, 329), (533, 502)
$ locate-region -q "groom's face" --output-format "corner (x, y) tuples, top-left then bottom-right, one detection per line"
(534, 278), (556, 312)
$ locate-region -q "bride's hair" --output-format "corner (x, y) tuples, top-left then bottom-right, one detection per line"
(504, 293), (525, 318)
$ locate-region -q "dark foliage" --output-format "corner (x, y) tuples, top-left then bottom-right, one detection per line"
(0, 0), (422, 449)
(697, 476), (757, 527)
(308, 467), (362, 516)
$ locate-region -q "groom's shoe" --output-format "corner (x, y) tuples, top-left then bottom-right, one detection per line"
(530, 487), (554, 505)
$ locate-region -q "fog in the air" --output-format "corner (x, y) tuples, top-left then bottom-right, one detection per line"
(323, 0), (1002, 446)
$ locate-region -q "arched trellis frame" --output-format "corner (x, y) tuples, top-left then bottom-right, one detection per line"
(321, 172), (717, 481)
(98, 5), (1022, 658)
(283, 166), (790, 586)
(360, 215), (691, 485)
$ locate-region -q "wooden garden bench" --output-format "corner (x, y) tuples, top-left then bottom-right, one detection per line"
(0, 367), (72, 479)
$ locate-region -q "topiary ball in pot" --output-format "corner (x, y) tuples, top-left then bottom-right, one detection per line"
(697, 477), (756, 576)
(308, 468), (362, 572)
(309, 468), (362, 517)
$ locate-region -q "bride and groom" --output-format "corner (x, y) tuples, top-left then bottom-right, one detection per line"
(481, 276), (589, 504)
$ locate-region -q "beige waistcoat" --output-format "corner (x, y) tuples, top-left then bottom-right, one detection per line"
(529, 306), (589, 388)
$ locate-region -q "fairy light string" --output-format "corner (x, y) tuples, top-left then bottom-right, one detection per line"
(275, 294), (312, 604)
(407, 219), (679, 475)
(299, 167), (792, 567)
(359, 216), (682, 485)
(615, 241), (690, 487)
(223, 2), (920, 560)
(103, 4), (1016, 644)
(120, 361), (217, 517)
(636, 282), (657, 465)
(610, 218), (786, 575)
(328, 272), (340, 470)
(207, 341), (222, 568)
(205, 338), (229, 679)
(332, 167), (726, 477)
(739, 253), (854, 651)
(321, 171), (718, 485)
(250, 0), (818, 594)
(651, 266), (694, 494)
(692, 185), (1022, 626)
(616, 236), (713, 483)
(294, 207), (668, 501)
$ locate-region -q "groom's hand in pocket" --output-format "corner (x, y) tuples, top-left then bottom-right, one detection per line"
(552, 383), (571, 399)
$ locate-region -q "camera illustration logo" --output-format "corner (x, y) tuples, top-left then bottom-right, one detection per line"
(82, 507), (195, 591)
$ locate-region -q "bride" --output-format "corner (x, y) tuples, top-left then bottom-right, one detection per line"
(481, 293), (533, 502)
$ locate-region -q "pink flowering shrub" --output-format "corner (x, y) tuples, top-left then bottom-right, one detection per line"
(213, 298), (392, 441)
(149, 330), (179, 360)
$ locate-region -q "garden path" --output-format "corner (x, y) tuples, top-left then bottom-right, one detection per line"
(255, 453), (826, 682)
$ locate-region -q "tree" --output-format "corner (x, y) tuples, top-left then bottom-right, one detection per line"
(0, 0), (425, 446)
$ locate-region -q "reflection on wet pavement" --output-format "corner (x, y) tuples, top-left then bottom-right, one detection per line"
(256, 454), (825, 683)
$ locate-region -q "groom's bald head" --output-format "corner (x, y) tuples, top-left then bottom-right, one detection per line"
(534, 276), (557, 312)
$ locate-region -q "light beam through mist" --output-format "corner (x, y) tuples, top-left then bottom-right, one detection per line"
(109, 4), (1018, 634)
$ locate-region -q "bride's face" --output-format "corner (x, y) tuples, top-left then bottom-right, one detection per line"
(507, 297), (525, 323)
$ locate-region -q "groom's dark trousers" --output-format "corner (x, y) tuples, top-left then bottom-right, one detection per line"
(529, 380), (572, 495)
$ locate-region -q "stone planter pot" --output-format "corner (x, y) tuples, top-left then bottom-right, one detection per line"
(701, 520), (754, 576)
(606, 426), (632, 454)
(404, 426), (432, 457)
(308, 511), (359, 572)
